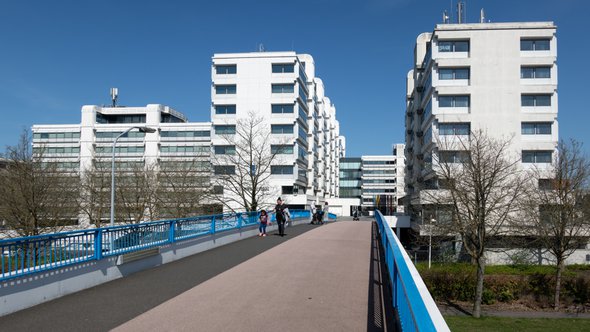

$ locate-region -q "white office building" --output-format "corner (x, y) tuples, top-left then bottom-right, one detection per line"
(404, 22), (558, 229)
(32, 104), (212, 225)
(211, 51), (343, 210)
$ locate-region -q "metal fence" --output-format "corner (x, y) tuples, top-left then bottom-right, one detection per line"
(1, 209), (318, 282)
(374, 211), (449, 332)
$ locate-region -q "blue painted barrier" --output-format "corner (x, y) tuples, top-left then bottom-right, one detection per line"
(0, 209), (314, 282)
(374, 211), (449, 332)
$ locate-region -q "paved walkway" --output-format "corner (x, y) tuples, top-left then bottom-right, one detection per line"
(1, 218), (391, 331)
(114, 221), (374, 331)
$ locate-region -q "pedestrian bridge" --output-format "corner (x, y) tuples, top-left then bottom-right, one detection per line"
(0, 211), (449, 331)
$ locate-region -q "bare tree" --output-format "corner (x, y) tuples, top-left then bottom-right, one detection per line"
(0, 130), (80, 237)
(519, 139), (590, 310)
(115, 161), (159, 223)
(426, 130), (526, 317)
(211, 111), (288, 212)
(78, 159), (111, 228)
(156, 158), (212, 218)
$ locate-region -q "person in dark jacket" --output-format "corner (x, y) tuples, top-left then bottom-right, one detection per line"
(274, 197), (286, 236)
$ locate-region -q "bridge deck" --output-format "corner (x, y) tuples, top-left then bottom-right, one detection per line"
(1, 219), (393, 331)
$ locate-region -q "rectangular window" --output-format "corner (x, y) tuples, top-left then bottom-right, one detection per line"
(438, 123), (470, 135)
(214, 145), (236, 155)
(520, 39), (551, 51)
(160, 146), (208, 153)
(438, 95), (470, 107)
(96, 146), (143, 154)
(271, 124), (294, 134)
(271, 165), (294, 175)
(271, 145), (294, 154)
(538, 179), (555, 190)
(271, 84), (294, 94)
(439, 151), (470, 163)
(522, 150), (552, 163)
(272, 64), (295, 73)
(215, 105), (236, 114)
(215, 65), (237, 74)
(521, 94), (551, 107)
(214, 165), (235, 175)
(214, 125), (236, 135)
(521, 66), (551, 79)
(215, 85), (236, 94)
(160, 131), (210, 137)
(439, 68), (469, 80)
(33, 132), (81, 140)
(438, 40), (469, 52)
(521, 122), (552, 135)
(271, 104), (294, 113)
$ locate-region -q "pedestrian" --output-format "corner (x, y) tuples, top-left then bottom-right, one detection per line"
(258, 210), (269, 237)
(274, 197), (286, 236)
(309, 203), (316, 224)
(323, 201), (329, 223)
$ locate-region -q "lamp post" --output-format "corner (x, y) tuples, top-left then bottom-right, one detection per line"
(428, 218), (435, 269)
(110, 126), (157, 228)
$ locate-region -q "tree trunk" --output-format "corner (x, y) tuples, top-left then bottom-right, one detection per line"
(473, 255), (485, 318)
(554, 259), (564, 310)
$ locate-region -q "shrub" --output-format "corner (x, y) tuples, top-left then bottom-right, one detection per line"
(563, 277), (590, 305)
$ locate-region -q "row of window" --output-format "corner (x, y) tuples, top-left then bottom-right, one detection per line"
(435, 66), (551, 82)
(96, 131), (145, 139)
(437, 150), (553, 164)
(33, 132), (80, 140)
(437, 38), (551, 53)
(436, 122), (552, 135)
(215, 84), (296, 95)
(215, 103), (299, 115)
(213, 165), (295, 175)
(160, 130), (210, 138)
(212, 124), (298, 135)
(215, 63), (296, 75)
(33, 147), (80, 154)
(435, 94), (552, 108)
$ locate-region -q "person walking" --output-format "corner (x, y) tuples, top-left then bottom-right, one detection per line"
(309, 203), (316, 224)
(274, 197), (286, 237)
(258, 210), (269, 237)
(284, 207), (291, 228)
(323, 201), (330, 223)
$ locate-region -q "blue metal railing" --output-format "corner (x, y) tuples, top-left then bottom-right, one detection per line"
(374, 211), (449, 332)
(1, 209), (315, 282)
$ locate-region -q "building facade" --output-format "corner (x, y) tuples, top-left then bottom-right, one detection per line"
(211, 51), (343, 210)
(404, 22), (558, 228)
(32, 104), (212, 225)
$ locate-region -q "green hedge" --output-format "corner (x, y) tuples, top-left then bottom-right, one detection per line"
(417, 263), (590, 306)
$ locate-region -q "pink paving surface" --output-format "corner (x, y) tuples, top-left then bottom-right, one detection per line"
(113, 221), (372, 332)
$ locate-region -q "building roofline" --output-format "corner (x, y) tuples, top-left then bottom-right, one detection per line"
(434, 21), (556, 32)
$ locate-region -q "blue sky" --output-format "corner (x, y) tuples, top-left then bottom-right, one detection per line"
(0, 0), (588, 156)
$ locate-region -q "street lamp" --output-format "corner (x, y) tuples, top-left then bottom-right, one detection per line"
(110, 126), (157, 227)
(428, 218), (435, 269)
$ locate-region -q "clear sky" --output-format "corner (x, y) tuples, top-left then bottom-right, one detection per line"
(0, 0), (588, 157)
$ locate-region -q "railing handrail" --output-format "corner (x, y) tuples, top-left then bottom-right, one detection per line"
(375, 210), (449, 332)
(1, 209), (319, 282)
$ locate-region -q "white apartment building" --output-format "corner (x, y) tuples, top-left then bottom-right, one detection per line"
(211, 51), (343, 210)
(404, 22), (558, 229)
(32, 104), (212, 225)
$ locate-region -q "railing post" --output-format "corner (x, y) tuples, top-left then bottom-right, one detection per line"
(169, 220), (176, 243)
(237, 213), (242, 229)
(211, 216), (216, 234)
(95, 229), (103, 260)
